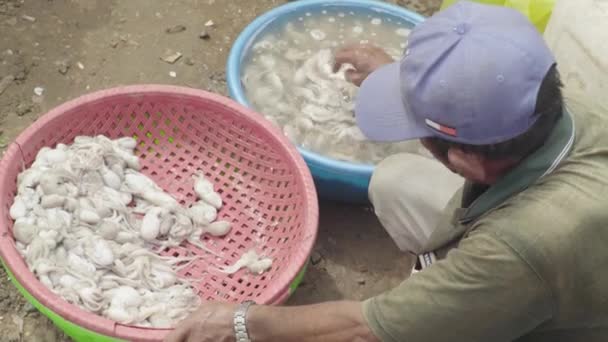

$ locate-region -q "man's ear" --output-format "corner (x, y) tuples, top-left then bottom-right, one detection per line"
(447, 148), (488, 183)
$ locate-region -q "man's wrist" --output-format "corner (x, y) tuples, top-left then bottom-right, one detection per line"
(233, 300), (256, 342)
(246, 304), (277, 341)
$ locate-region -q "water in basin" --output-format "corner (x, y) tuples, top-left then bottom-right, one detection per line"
(242, 10), (428, 164)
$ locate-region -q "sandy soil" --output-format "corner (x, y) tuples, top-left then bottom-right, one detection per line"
(0, 0), (439, 340)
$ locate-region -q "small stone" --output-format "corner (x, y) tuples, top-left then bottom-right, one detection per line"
(11, 314), (23, 334)
(165, 24), (186, 34)
(169, 71), (177, 78)
(161, 51), (183, 64)
(0, 75), (14, 96)
(109, 39), (119, 48)
(21, 14), (36, 22)
(310, 251), (323, 265)
(357, 278), (366, 285)
(199, 30), (210, 40)
(77, 62), (84, 70)
(5, 17), (17, 26)
(14, 70), (26, 81)
(57, 61), (70, 75)
(24, 303), (36, 313)
(184, 57), (194, 66)
(33, 87), (44, 96)
(204, 20), (215, 27)
(32, 95), (43, 104)
(358, 265), (369, 273)
(16, 103), (32, 116)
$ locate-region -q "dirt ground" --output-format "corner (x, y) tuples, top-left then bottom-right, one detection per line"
(0, 0), (440, 340)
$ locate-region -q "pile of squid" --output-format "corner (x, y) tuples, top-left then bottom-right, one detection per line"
(9, 135), (236, 328)
(242, 21), (424, 164)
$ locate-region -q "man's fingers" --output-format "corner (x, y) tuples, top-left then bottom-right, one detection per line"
(351, 74), (365, 87)
(163, 321), (191, 342)
(334, 50), (356, 71)
(335, 43), (360, 56)
(344, 69), (357, 83)
(345, 70), (365, 86)
(334, 44), (367, 71)
(341, 42), (369, 51)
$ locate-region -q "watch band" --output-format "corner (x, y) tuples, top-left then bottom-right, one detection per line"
(234, 300), (256, 342)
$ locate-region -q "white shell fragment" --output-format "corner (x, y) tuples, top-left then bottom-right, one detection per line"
(11, 135), (273, 328)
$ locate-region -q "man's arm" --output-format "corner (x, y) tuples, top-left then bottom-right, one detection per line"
(164, 300), (379, 342)
(248, 301), (379, 342)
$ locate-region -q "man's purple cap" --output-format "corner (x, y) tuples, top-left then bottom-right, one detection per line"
(355, 0), (556, 145)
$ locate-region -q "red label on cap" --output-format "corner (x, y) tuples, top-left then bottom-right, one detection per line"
(425, 119), (457, 136)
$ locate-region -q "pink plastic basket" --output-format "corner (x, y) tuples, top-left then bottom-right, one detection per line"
(0, 85), (319, 341)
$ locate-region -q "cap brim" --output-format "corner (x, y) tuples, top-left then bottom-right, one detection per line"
(355, 62), (431, 142)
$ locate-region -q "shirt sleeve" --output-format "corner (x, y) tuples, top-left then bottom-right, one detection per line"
(363, 232), (554, 342)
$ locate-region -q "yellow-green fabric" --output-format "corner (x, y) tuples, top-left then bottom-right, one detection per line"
(441, 0), (555, 33)
(364, 99), (608, 341)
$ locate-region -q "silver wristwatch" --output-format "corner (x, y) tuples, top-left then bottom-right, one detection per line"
(234, 300), (256, 342)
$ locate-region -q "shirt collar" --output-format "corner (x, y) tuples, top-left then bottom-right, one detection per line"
(460, 110), (576, 223)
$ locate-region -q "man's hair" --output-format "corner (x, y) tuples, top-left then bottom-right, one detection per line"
(427, 65), (564, 161)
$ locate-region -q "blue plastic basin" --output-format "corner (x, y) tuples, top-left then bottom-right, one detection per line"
(227, 0), (425, 203)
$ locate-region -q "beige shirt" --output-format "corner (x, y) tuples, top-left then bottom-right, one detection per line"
(364, 99), (608, 341)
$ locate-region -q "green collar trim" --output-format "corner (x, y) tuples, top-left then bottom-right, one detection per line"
(460, 110), (575, 223)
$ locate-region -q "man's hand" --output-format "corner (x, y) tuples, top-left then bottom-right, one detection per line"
(334, 44), (394, 86)
(164, 302), (237, 342)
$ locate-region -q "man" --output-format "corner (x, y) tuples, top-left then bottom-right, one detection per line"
(166, 1), (608, 341)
